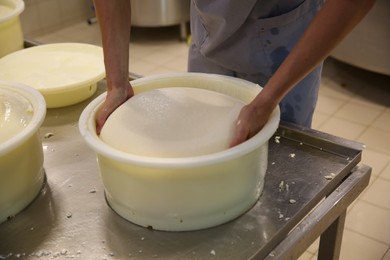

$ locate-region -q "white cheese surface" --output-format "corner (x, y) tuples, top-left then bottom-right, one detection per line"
(100, 87), (245, 157)
(0, 88), (33, 144)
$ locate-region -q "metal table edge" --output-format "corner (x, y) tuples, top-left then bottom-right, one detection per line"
(259, 164), (372, 260)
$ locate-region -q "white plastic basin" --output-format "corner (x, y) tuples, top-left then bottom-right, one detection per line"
(0, 80), (46, 223)
(0, 43), (105, 108)
(79, 73), (280, 231)
(0, 0), (24, 58)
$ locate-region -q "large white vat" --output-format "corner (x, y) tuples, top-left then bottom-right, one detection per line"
(0, 0), (24, 58)
(79, 73), (280, 231)
(0, 80), (46, 223)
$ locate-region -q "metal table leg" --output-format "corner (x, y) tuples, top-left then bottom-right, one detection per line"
(318, 210), (346, 260)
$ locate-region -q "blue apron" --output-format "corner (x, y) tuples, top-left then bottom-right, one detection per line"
(188, 0), (325, 127)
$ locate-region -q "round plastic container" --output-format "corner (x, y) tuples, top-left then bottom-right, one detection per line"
(0, 43), (105, 108)
(79, 73), (280, 231)
(0, 0), (24, 58)
(0, 80), (46, 223)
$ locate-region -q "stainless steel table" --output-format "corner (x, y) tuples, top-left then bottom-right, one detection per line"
(0, 80), (371, 260)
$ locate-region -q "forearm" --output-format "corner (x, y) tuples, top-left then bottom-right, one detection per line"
(252, 0), (375, 111)
(93, 0), (131, 91)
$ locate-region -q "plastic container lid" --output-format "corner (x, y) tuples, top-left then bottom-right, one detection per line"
(0, 43), (105, 107)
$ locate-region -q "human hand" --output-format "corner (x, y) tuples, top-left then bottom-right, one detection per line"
(95, 82), (134, 135)
(229, 102), (273, 147)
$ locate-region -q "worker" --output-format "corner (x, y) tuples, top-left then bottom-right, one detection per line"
(92, 0), (375, 147)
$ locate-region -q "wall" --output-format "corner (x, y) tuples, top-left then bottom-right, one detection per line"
(20, 0), (94, 38)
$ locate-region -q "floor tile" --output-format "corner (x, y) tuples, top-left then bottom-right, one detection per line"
(360, 178), (390, 210)
(372, 109), (390, 132)
(383, 248), (390, 260)
(334, 101), (384, 126)
(147, 66), (182, 76)
(358, 176), (377, 200)
(339, 229), (388, 260)
(157, 41), (190, 57)
(312, 112), (330, 130)
(298, 251), (314, 260)
(128, 59), (159, 77)
(319, 78), (356, 102)
(141, 50), (181, 67)
(361, 149), (390, 177)
(162, 55), (188, 72)
(380, 163), (390, 181)
(358, 127), (390, 156)
(314, 95), (345, 116)
(64, 23), (102, 44)
(129, 43), (163, 60)
(306, 238), (319, 254)
(346, 200), (390, 244)
(318, 117), (366, 141)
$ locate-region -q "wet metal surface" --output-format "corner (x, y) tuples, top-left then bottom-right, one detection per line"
(0, 81), (367, 259)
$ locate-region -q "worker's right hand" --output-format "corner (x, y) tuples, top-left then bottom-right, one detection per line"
(229, 90), (277, 147)
(229, 104), (269, 147)
(95, 82), (134, 135)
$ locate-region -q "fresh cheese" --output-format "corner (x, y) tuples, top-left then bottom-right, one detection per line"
(0, 88), (33, 144)
(100, 87), (245, 157)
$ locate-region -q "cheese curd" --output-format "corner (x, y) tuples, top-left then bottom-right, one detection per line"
(100, 87), (245, 158)
(0, 88), (33, 144)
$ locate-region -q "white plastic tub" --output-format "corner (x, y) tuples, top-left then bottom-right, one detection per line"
(0, 43), (105, 108)
(0, 0), (24, 58)
(79, 73), (280, 231)
(0, 80), (46, 223)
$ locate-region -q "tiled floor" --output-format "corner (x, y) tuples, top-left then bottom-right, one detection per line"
(34, 22), (390, 260)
